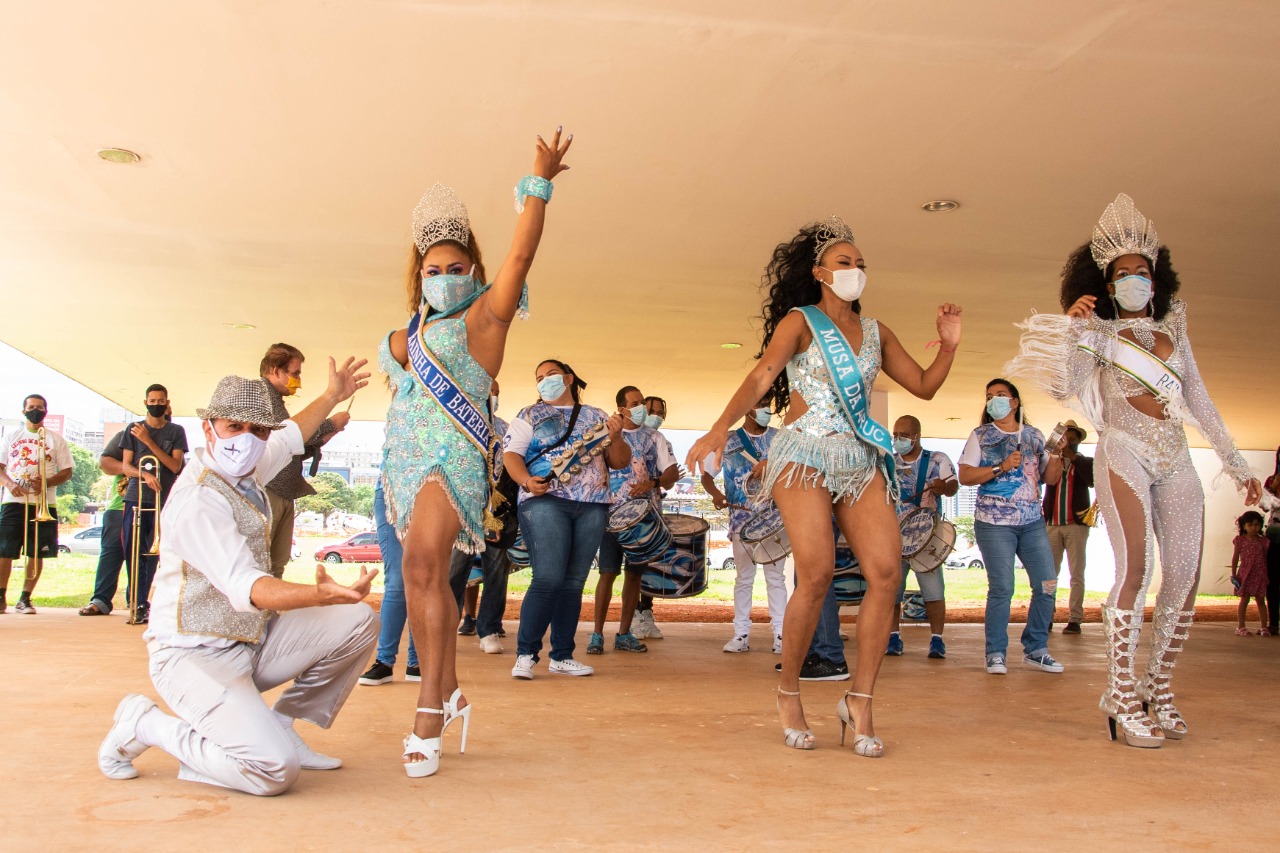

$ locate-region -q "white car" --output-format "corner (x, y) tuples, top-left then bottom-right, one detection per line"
(944, 545), (985, 570)
(707, 544), (737, 571)
(60, 526), (104, 556)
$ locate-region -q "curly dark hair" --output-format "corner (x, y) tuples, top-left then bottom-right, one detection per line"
(1059, 244), (1180, 321)
(755, 223), (860, 411)
(1238, 510), (1265, 535)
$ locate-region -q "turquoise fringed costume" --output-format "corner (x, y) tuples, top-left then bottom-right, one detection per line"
(380, 301), (493, 554)
(759, 310), (896, 505)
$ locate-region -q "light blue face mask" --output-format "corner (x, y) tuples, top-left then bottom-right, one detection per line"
(644, 414), (664, 430)
(628, 405), (647, 427)
(753, 408), (771, 427)
(986, 396), (1012, 420)
(1112, 274), (1153, 313)
(892, 437), (914, 455)
(422, 269), (482, 315)
(538, 374), (568, 402)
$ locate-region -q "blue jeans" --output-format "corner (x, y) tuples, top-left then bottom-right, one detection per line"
(516, 495), (607, 661)
(975, 519), (1057, 657)
(120, 502), (157, 613)
(374, 486), (418, 668)
(806, 578), (845, 664)
(89, 509), (129, 612)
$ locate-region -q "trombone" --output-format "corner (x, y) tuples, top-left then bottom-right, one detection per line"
(21, 427), (55, 580)
(127, 454), (163, 623)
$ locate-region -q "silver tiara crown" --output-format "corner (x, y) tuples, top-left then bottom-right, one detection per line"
(412, 183), (471, 255)
(812, 215), (856, 263)
(1090, 193), (1159, 270)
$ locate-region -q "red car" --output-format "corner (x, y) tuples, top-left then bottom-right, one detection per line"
(315, 531), (382, 564)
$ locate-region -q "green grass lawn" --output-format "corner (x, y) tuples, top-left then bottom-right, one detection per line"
(15, 548), (1234, 611)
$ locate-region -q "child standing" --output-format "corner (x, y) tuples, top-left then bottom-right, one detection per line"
(1232, 511), (1270, 636)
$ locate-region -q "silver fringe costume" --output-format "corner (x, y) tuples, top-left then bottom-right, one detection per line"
(1007, 300), (1252, 740)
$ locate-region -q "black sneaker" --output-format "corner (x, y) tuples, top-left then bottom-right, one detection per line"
(1062, 622), (1082, 634)
(774, 654), (851, 682)
(405, 665), (421, 682)
(458, 615), (477, 636)
(127, 605), (148, 625)
(358, 661), (394, 686)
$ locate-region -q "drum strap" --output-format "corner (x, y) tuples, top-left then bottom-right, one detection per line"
(904, 450), (931, 508)
(528, 402), (582, 467)
(733, 427), (762, 465)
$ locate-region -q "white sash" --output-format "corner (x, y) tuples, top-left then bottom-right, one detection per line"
(1080, 334), (1183, 402)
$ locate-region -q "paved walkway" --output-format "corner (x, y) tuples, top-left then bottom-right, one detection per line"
(2, 609), (1274, 850)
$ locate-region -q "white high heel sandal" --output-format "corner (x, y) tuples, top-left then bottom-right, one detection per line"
(776, 688), (816, 750)
(403, 708), (443, 778)
(442, 687), (472, 754)
(836, 692), (884, 758)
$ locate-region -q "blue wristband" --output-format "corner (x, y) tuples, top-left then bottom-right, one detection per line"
(514, 175), (553, 213)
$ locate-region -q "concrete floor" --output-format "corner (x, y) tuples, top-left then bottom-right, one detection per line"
(2, 609), (1275, 852)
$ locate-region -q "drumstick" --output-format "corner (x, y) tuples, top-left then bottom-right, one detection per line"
(345, 391), (357, 414)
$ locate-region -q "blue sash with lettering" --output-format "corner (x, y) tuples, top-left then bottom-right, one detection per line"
(795, 306), (896, 486)
(406, 309), (504, 524)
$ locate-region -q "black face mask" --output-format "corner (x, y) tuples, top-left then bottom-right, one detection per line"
(146, 404), (168, 418)
(24, 409), (45, 425)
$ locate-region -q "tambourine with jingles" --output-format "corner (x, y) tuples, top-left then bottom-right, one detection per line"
(548, 422), (612, 484)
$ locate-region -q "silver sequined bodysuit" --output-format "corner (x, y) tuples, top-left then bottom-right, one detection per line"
(1008, 299), (1252, 719)
(759, 311), (893, 505)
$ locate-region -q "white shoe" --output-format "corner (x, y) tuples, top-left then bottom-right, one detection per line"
(549, 658), (594, 676)
(637, 610), (663, 639)
(479, 634), (504, 654)
(511, 654), (536, 679)
(773, 635), (783, 655)
(284, 723), (343, 770)
(632, 610), (651, 638)
(99, 694), (157, 780)
(722, 635), (751, 653)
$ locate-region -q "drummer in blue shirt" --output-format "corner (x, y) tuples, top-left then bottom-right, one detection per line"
(886, 415), (957, 659)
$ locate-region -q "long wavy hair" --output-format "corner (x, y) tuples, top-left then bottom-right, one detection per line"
(755, 223), (861, 411)
(1059, 244), (1180, 321)
(404, 234), (488, 318)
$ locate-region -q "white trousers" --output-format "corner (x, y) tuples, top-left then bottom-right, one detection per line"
(142, 603), (378, 796)
(731, 532), (788, 637)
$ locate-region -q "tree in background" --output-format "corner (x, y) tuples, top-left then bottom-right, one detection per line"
(296, 472), (356, 526)
(348, 483), (374, 519)
(66, 443), (100, 502)
(953, 515), (975, 548)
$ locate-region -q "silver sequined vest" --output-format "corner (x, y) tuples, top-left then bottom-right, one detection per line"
(175, 469), (274, 643)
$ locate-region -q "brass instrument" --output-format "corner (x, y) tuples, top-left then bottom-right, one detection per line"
(21, 427), (55, 579)
(127, 453), (163, 622)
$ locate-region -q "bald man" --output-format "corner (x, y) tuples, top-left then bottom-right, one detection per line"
(887, 416), (958, 659)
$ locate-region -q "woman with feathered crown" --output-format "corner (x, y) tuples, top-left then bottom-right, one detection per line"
(379, 128), (572, 778)
(1007, 193), (1262, 748)
(688, 218), (963, 757)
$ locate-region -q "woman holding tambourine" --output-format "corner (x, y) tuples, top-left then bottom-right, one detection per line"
(688, 217), (962, 757)
(502, 359), (629, 680)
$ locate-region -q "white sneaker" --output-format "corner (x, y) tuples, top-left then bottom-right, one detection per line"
(284, 724), (343, 770)
(634, 607), (665, 635)
(549, 658), (594, 677)
(511, 654), (536, 679)
(98, 694), (156, 780)
(772, 635), (783, 655)
(479, 634), (504, 654)
(722, 635), (751, 653)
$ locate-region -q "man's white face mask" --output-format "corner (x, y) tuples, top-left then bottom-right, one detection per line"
(208, 421), (267, 478)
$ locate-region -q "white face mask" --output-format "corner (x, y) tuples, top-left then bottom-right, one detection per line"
(490, 395), (499, 414)
(753, 408), (771, 427)
(1113, 275), (1153, 312)
(208, 421), (267, 478)
(822, 267), (867, 302)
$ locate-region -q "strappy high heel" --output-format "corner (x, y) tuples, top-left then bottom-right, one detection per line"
(776, 688), (815, 750)
(1137, 606), (1193, 740)
(1101, 606), (1164, 748)
(442, 687), (471, 754)
(403, 708), (443, 778)
(836, 692), (884, 758)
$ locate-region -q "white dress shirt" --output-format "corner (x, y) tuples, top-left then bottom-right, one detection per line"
(145, 422), (304, 649)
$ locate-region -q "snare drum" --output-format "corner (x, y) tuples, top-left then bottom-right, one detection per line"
(900, 508), (939, 558)
(641, 514), (711, 598)
(906, 518), (956, 574)
(739, 504), (791, 565)
(607, 498), (672, 565)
